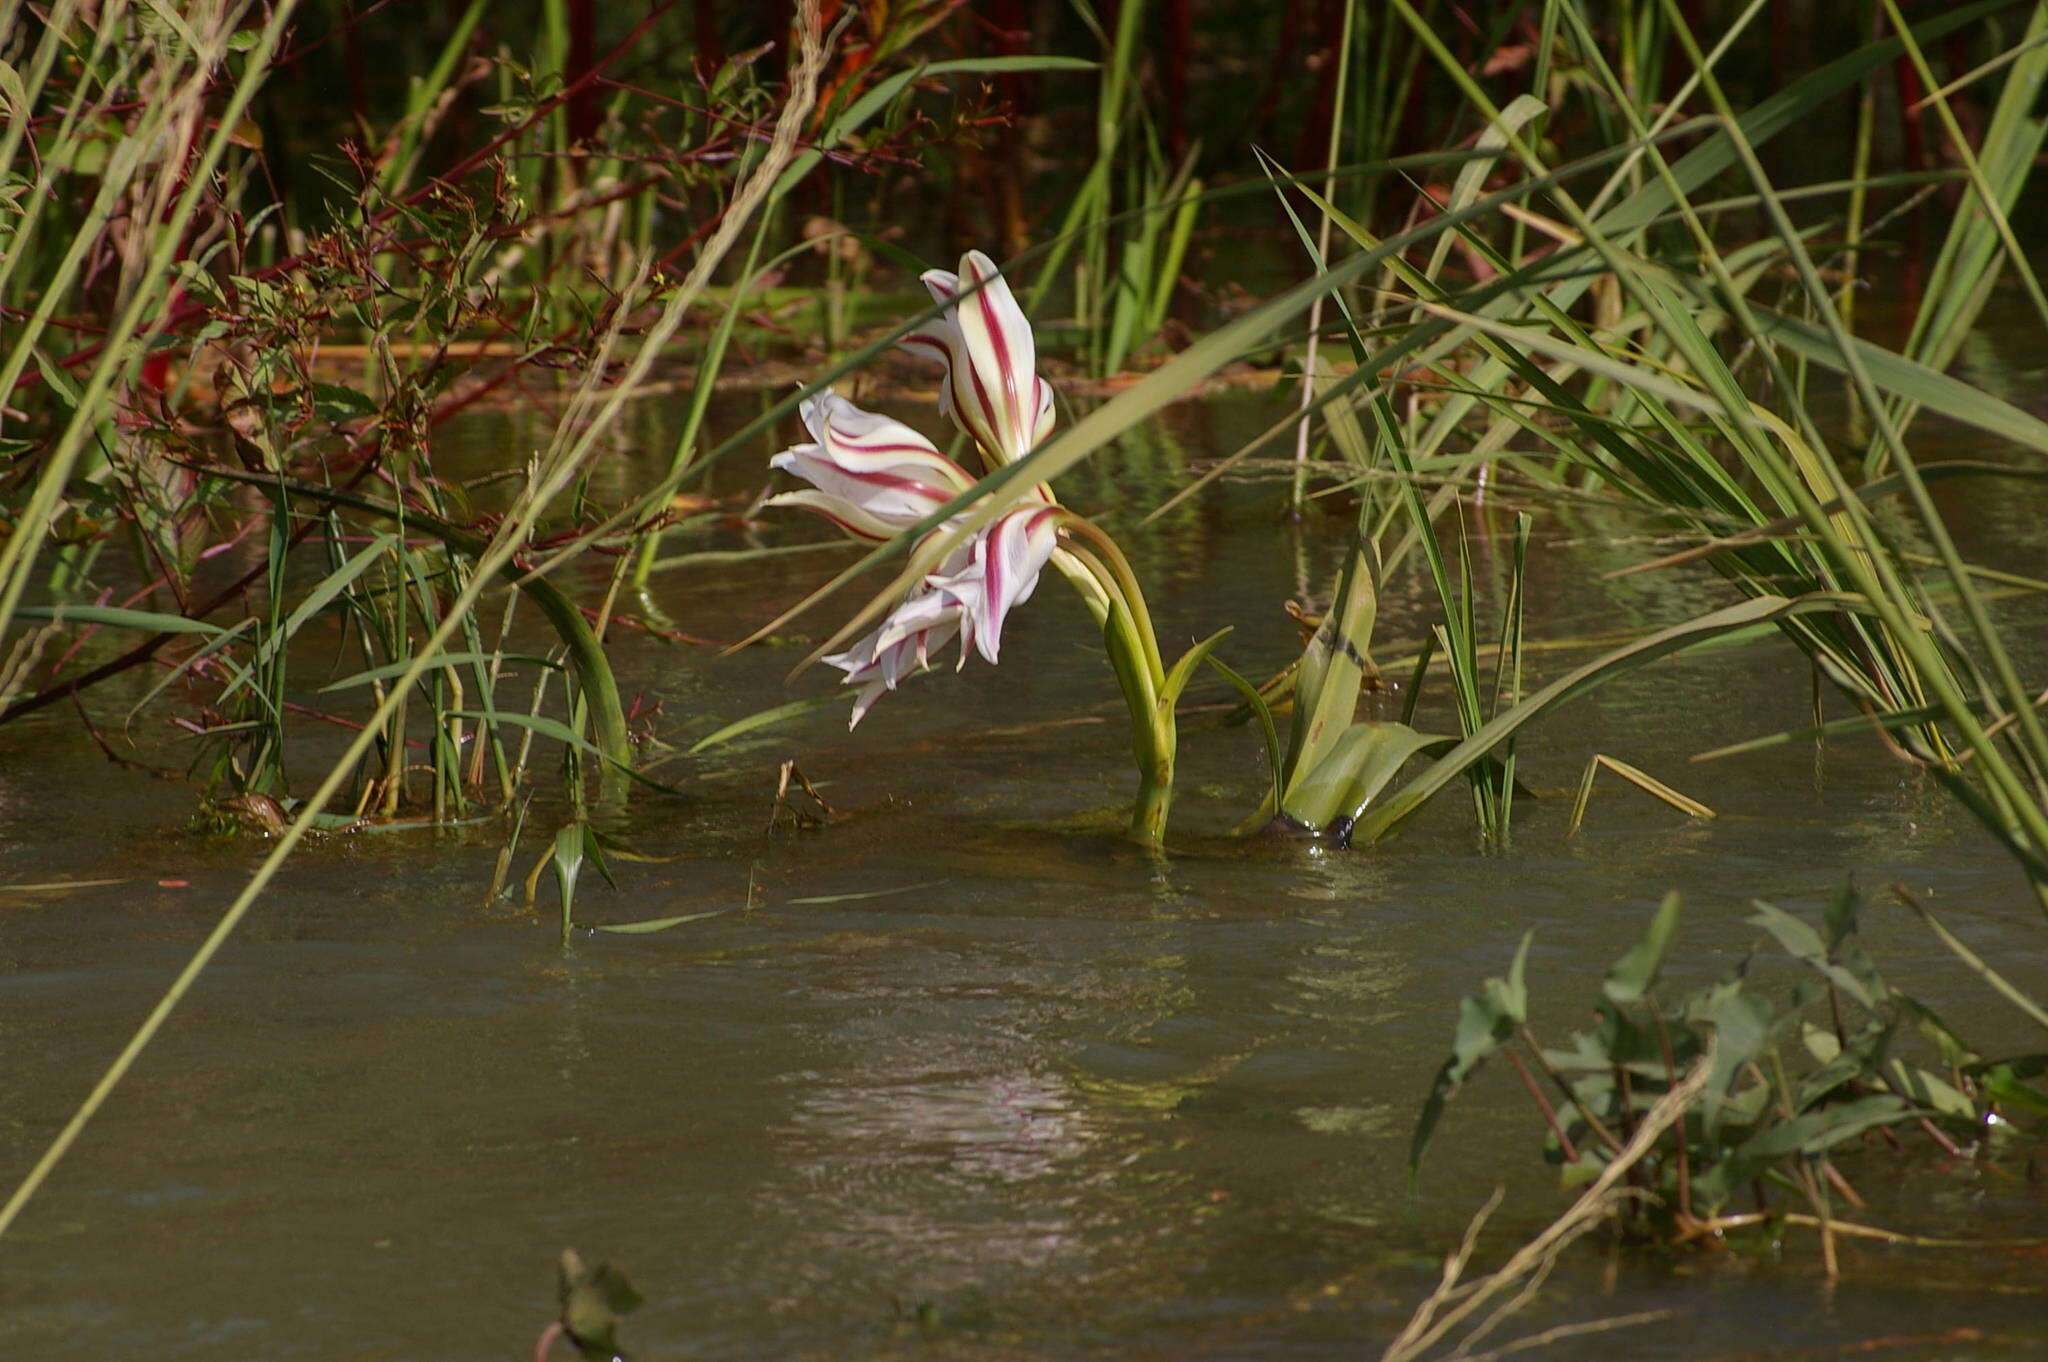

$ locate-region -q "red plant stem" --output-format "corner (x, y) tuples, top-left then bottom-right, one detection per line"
(1894, 54), (1928, 175)
(273, 0), (406, 69)
(1505, 1045), (1580, 1164)
(565, 0), (599, 148)
(1649, 1000), (1694, 1222)
(694, 0), (723, 69)
(1294, 0), (1346, 168)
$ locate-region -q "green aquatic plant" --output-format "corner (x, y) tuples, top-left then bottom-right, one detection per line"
(762, 250), (1212, 845)
(1412, 886), (2048, 1271)
(1198, 0), (2048, 885)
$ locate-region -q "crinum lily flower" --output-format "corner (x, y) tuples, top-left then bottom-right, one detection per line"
(762, 249), (1190, 846)
(767, 390), (1059, 725)
(900, 249), (1056, 467)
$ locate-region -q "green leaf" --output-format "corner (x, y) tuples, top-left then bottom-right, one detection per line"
(1903, 893), (2048, 1034)
(1281, 544), (1379, 802)
(549, 824), (585, 943)
(1885, 1061), (1977, 1121)
(1721, 297), (2048, 459)
(1352, 593), (1866, 844)
(1157, 627), (1233, 710)
(253, 532), (400, 670)
(310, 382), (379, 420)
(448, 710), (679, 795)
(1748, 899), (1884, 1011)
(16, 604), (224, 636)
(1692, 1093), (1916, 1212)
(1281, 721), (1450, 832)
(581, 823), (617, 892)
(594, 909), (735, 934)
(1978, 1059), (2048, 1116)
(1697, 986), (1775, 1144)
(1202, 654), (1281, 816)
(1604, 892), (1683, 1005)
(193, 469), (635, 782)
(1409, 931), (1533, 1181)
(687, 692), (851, 754)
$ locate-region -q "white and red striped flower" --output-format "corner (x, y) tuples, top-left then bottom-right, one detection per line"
(900, 249), (1056, 467)
(766, 391), (976, 539)
(768, 389), (1062, 726)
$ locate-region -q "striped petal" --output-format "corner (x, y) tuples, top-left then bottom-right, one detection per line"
(824, 585), (966, 728)
(952, 251), (1040, 461)
(899, 251), (1056, 466)
(768, 391), (973, 540)
(963, 505), (1060, 665)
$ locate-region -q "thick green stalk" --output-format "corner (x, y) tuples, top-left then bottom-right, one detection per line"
(1056, 524), (1174, 845)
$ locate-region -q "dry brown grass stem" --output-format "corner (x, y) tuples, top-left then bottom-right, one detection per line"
(1379, 1042), (1715, 1362)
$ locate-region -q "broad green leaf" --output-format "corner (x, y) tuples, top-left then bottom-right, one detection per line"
(1698, 987), (1776, 1144)
(1604, 892), (1682, 1005)
(1692, 1093), (1914, 1212)
(1749, 899), (1885, 1011)
(1281, 544), (1380, 808)
(1282, 721), (1452, 834)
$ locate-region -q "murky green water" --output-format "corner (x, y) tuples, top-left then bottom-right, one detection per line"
(4, 382), (2048, 1360)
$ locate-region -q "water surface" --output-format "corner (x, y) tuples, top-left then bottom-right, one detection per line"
(3, 383), (2046, 1360)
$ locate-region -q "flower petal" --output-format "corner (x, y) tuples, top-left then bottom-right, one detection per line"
(951, 250), (1040, 463)
(968, 505), (1060, 665)
(823, 586), (966, 728)
(801, 391), (974, 488)
(768, 392), (973, 539)
(898, 252), (1057, 466)
(761, 487), (916, 541)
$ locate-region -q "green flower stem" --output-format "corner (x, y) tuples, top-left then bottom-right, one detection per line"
(1055, 518), (1175, 845)
(1056, 514), (1167, 690)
